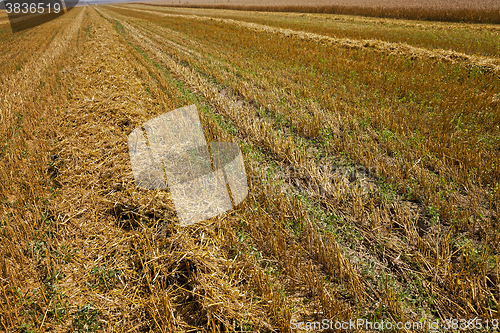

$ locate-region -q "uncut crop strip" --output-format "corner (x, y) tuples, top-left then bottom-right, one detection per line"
(101, 5), (500, 321)
(117, 5), (500, 76)
(144, 4), (500, 33)
(100, 6), (461, 322)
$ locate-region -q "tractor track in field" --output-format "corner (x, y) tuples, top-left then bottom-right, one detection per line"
(115, 5), (500, 76)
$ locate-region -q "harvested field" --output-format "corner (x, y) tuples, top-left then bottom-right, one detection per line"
(147, 0), (500, 10)
(0, 3), (499, 332)
(145, 0), (500, 24)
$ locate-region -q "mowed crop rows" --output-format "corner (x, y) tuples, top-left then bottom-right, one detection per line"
(147, 0), (500, 24)
(0, 3), (499, 332)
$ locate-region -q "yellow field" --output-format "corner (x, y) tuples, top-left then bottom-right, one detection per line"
(146, 0), (500, 24)
(0, 4), (499, 331)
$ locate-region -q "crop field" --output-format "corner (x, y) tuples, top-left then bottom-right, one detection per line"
(0, 3), (499, 332)
(147, 0), (500, 24)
